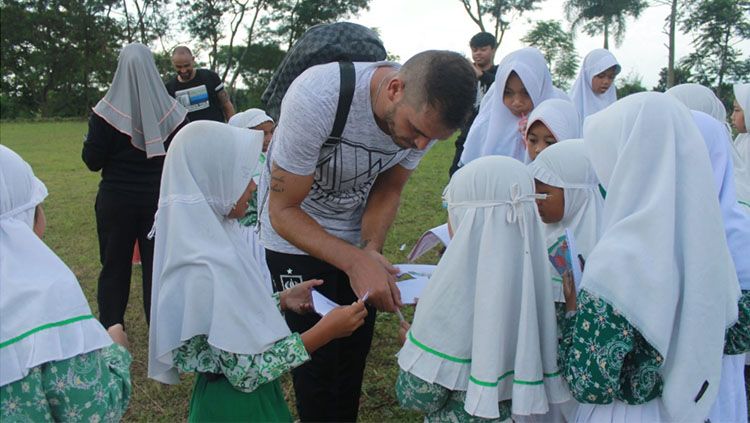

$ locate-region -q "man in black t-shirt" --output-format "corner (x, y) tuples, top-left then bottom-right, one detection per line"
(165, 46), (235, 122)
(449, 32), (498, 176)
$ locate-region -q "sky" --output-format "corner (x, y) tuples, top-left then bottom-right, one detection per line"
(348, 0), (749, 88)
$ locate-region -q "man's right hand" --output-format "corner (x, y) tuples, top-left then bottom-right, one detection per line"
(347, 249), (401, 312)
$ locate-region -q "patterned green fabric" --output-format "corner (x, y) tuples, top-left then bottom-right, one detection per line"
(0, 344), (132, 422)
(725, 290), (750, 355)
(560, 290), (663, 405)
(173, 333), (309, 393)
(238, 190), (259, 227)
(396, 370), (512, 422)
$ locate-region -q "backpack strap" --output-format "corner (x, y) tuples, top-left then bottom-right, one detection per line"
(325, 61), (355, 145)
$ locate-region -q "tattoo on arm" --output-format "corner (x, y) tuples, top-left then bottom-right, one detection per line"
(271, 173), (285, 193)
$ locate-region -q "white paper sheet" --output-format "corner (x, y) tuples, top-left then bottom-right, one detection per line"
(311, 290), (340, 316)
(397, 277), (430, 305)
(394, 264), (437, 279)
(407, 223), (450, 262)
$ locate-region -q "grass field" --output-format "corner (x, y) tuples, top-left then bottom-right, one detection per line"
(0, 121), (451, 422)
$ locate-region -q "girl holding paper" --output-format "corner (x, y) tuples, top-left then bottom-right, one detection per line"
(396, 156), (569, 421)
(148, 121), (367, 422)
(560, 93), (740, 421)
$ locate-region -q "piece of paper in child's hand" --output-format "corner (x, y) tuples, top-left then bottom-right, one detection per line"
(407, 224), (450, 262)
(397, 277), (429, 305)
(564, 228), (583, 292)
(394, 264), (437, 279)
(311, 290), (340, 316)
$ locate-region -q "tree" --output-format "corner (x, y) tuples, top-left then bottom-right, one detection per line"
(264, 0), (371, 50)
(458, 0), (541, 47)
(681, 0), (750, 99)
(1, 0), (123, 117)
(652, 63), (691, 91)
(616, 71), (647, 98)
(118, 0), (172, 45)
(521, 20), (579, 90)
(651, 0), (685, 88)
(564, 0), (648, 49)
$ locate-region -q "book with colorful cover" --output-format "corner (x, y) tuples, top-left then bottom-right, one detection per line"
(547, 229), (582, 292)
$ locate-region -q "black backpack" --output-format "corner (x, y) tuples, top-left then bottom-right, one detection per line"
(261, 22), (387, 143)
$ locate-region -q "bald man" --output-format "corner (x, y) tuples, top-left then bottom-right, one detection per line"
(165, 46), (234, 122)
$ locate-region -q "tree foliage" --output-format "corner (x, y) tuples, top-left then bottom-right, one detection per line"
(681, 0), (750, 98)
(564, 0), (648, 49)
(1, 0), (122, 118)
(521, 20), (578, 90)
(615, 71), (647, 98)
(652, 64), (691, 91)
(458, 0), (540, 47)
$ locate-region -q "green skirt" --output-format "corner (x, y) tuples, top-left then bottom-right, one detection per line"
(188, 373), (293, 422)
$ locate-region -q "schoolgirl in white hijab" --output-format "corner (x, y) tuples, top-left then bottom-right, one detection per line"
(460, 47), (563, 164)
(691, 111), (750, 423)
(0, 145), (131, 420)
(523, 98), (581, 161)
(562, 92), (740, 421)
(666, 83), (727, 123)
(529, 140), (603, 303)
(569, 49), (620, 127)
(148, 121), (366, 421)
(732, 83), (750, 211)
(228, 108), (276, 292)
(397, 156), (569, 421)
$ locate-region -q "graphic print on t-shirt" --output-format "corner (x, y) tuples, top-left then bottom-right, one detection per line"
(174, 85), (210, 112)
(303, 137), (407, 219)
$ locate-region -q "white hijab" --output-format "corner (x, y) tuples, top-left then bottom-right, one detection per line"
(398, 156), (569, 419)
(93, 43), (187, 158)
(0, 146), (112, 387)
(569, 49), (620, 126)
(666, 83), (727, 123)
(461, 47), (560, 163)
(524, 98), (581, 146)
(228, 108), (274, 129)
(583, 92), (740, 421)
(148, 121), (291, 384)
(692, 111), (750, 290)
(529, 140), (603, 302)
(732, 83), (750, 210)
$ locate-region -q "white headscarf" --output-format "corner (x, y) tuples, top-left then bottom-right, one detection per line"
(148, 121), (291, 385)
(732, 83), (750, 210)
(692, 111), (750, 290)
(524, 98), (581, 146)
(93, 43), (187, 158)
(398, 156), (569, 419)
(0, 146), (112, 387)
(583, 92), (740, 421)
(461, 48), (560, 163)
(569, 49), (620, 126)
(228, 108), (274, 129)
(666, 83), (727, 123)
(529, 139), (603, 302)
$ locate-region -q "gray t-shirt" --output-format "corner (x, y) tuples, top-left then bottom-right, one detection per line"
(259, 61), (431, 255)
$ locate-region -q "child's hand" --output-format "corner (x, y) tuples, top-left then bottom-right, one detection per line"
(562, 270), (577, 312)
(398, 320), (411, 346)
(281, 279), (324, 314)
(107, 324), (129, 349)
(517, 113), (529, 138)
(320, 301), (368, 339)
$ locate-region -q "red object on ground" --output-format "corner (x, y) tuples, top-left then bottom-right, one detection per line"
(132, 240), (141, 265)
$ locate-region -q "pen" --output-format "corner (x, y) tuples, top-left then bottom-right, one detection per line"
(395, 309), (405, 322)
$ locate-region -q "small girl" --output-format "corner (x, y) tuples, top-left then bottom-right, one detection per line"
(228, 108), (276, 291)
(691, 110), (750, 423)
(461, 47), (566, 164)
(569, 49), (620, 126)
(524, 99), (581, 161)
(732, 83), (749, 211)
(560, 93), (740, 421)
(148, 121), (367, 422)
(396, 156), (569, 421)
(529, 140), (603, 305)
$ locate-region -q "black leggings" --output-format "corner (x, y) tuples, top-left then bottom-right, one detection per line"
(266, 250), (377, 422)
(95, 190), (155, 328)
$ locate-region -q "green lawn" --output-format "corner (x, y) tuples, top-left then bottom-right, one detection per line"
(0, 121), (452, 422)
